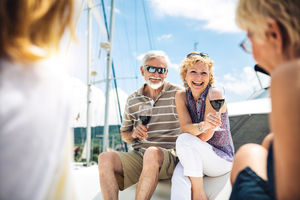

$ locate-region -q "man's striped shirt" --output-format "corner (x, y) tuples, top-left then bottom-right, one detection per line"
(120, 81), (182, 153)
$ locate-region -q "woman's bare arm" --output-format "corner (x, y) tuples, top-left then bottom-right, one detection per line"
(271, 61), (300, 199)
(175, 90), (219, 141)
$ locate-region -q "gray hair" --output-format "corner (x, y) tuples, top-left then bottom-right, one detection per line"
(236, 0), (300, 57)
(141, 50), (170, 68)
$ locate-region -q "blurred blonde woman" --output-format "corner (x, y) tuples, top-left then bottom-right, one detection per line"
(230, 0), (300, 199)
(171, 52), (234, 200)
(0, 0), (76, 199)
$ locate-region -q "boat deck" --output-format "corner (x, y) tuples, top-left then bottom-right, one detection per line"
(73, 164), (231, 200)
(72, 99), (271, 199)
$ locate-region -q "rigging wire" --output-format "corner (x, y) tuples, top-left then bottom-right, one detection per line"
(64, 0), (86, 162)
(134, 0), (138, 87)
(119, 0), (139, 90)
(113, 89), (122, 150)
(91, 3), (102, 77)
(65, 0), (85, 56)
(121, 6), (134, 69)
(141, 0), (155, 50)
(101, 0), (127, 152)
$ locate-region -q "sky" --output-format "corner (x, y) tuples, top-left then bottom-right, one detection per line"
(65, 0), (270, 126)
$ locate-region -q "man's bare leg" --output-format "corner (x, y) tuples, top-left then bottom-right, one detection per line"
(135, 147), (164, 200)
(98, 152), (123, 200)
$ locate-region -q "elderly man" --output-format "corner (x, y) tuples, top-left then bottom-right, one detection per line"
(98, 50), (182, 200)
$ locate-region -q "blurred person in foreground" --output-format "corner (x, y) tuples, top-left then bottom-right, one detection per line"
(0, 0), (76, 199)
(98, 50), (182, 200)
(230, 0), (300, 199)
(171, 52), (234, 200)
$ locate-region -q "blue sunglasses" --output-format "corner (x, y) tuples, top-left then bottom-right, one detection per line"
(145, 65), (167, 74)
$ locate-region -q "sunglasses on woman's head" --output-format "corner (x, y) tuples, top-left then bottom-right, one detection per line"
(145, 65), (167, 74)
(186, 52), (209, 58)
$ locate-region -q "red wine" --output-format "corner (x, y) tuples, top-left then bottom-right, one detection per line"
(139, 115), (151, 125)
(210, 99), (225, 112)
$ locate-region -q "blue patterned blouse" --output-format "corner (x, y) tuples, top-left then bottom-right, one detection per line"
(186, 86), (234, 162)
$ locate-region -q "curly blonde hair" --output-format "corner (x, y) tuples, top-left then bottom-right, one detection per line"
(179, 52), (215, 88)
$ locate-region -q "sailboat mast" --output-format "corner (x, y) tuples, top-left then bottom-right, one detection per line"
(103, 0), (115, 152)
(86, 0), (93, 166)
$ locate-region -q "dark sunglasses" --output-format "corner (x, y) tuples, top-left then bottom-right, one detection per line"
(145, 65), (167, 74)
(186, 52), (209, 58)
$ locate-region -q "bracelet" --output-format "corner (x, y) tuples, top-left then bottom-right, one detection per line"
(197, 123), (203, 135)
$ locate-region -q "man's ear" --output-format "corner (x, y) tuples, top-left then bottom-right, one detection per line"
(266, 18), (283, 54)
(140, 66), (145, 76)
(164, 68), (169, 77)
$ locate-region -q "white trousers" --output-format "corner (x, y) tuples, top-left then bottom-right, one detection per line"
(171, 133), (232, 200)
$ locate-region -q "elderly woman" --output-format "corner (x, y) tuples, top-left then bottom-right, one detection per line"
(230, 0), (300, 199)
(171, 52), (234, 200)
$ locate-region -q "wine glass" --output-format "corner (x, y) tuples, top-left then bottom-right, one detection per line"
(208, 86), (225, 131)
(139, 104), (152, 141)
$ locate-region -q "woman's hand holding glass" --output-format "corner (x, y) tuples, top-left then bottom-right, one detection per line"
(199, 113), (222, 135)
(205, 112), (222, 129)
